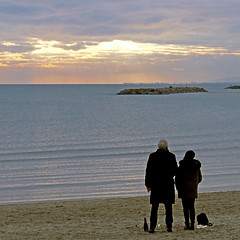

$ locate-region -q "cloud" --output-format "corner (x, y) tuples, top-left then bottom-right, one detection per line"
(0, 41), (35, 53)
(0, 0), (240, 83)
(1, 1), (240, 45)
(1, 38), (239, 69)
(172, 68), (184, 71)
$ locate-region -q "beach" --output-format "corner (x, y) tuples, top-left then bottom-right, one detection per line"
(0, 191), (239, 240)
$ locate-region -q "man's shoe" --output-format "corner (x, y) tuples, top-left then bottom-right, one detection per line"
(189, 225), (194, 230)
(167, 227), (172, 232)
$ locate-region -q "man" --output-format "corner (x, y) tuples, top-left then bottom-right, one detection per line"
(145, 139), (178, 233)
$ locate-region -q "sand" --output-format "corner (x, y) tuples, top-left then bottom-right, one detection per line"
(0, 191), (239, 240)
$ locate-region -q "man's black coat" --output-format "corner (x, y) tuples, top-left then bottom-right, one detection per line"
(145, 149), (178, 204)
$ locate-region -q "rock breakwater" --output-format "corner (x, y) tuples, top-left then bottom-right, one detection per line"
(225, 85), (240, 89)
(117, 86), (208, 95)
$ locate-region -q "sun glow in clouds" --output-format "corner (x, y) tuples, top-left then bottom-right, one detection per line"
(99, 40), (143, 52)
(1, 38), (240, 68)
(32, 39), (66, 55)
(2, 41), (18, 46)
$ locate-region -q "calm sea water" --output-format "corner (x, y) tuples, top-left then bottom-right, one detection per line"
(0, 83), (240, 204)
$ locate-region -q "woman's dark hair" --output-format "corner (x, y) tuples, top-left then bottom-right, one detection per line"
(184, 150), (195, 160)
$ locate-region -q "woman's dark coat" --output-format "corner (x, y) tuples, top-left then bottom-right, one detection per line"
(145, 149), (178, 204)
(175, 153), (202, 199)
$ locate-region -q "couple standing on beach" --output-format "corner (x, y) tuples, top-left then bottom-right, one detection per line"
(145, 139), (202, 233)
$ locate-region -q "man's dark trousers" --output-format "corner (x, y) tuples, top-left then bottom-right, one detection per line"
(150, 202), (173, 230)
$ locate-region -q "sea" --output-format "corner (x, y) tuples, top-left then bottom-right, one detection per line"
(0, 83), (239, 205)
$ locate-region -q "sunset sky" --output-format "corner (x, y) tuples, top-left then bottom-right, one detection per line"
(1, 0), (240, 84)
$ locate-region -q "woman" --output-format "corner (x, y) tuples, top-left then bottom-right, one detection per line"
(175, 150), (202, 230)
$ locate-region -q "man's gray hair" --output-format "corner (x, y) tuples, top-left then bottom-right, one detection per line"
(158, 139), (168, 150)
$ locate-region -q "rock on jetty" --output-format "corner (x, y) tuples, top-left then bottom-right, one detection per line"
(225, 85), (240, 89)
(117, 86), (208, 95)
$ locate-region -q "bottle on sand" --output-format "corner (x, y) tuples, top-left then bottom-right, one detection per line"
(144, 218), (148, 232)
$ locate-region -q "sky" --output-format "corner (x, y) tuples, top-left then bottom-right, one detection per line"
(1, 0), (240, 84)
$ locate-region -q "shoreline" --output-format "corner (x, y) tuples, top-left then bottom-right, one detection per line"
(0, 191), (239, 239)
(0, 188), (235, 206)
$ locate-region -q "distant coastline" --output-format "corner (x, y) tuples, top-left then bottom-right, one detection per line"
(117, 86), (208, 95)
(225, 85), (240, 89)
